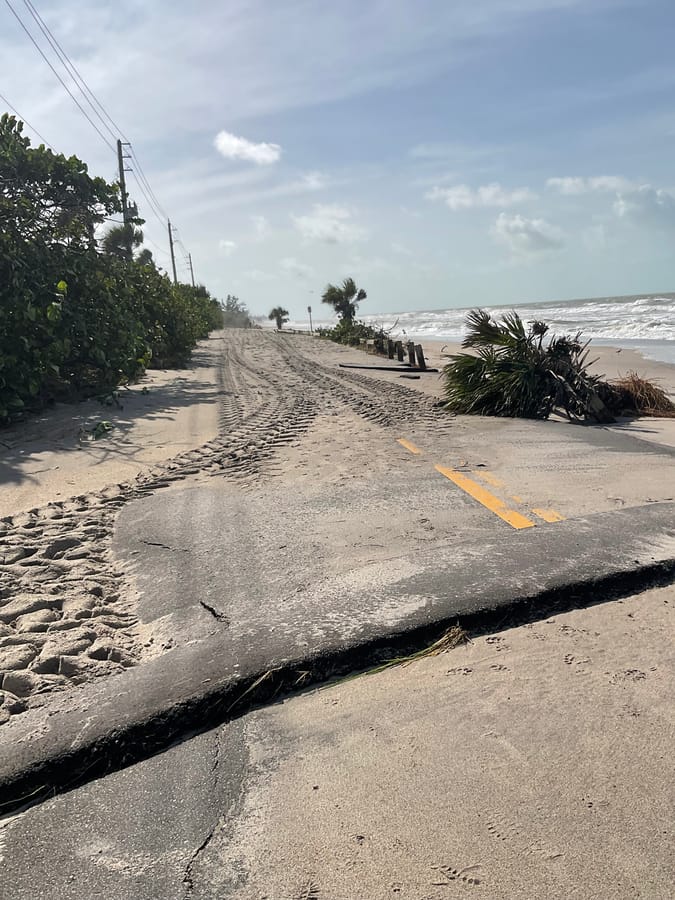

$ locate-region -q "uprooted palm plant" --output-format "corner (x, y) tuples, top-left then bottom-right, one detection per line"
(443, 310), (616, 423)
(605, 372), (675, 418)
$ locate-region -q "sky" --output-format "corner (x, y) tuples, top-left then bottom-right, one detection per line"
(2, 0), (675, 321)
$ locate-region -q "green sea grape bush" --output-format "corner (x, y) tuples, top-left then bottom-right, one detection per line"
(0, 114), (224, 423)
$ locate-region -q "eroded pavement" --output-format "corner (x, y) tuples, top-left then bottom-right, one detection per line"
(1, 330), (674, 802)
(1, 583), (673, 899)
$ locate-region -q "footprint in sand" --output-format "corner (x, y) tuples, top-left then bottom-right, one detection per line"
(609, 669), (647, 685)
(486, 636), (510, 652)
(431, 864), (484, 887)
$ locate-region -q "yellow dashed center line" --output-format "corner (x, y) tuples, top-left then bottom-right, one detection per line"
(532, 508), (566, 523)
(435, 465), (536, 530)
(397, 438), (422, 455)
(397, 438), (564, 529)
(473, 470), (505, 489)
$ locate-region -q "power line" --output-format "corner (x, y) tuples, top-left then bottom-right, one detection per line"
(127, 168), (166, 229)
(16, 0), (173, 239)
(3, 0), (115, 153)
(128, 146), (168, 219)
(2, 3), (190, 276)
(142, 234), (171, 259)
(0, 90), (52, 147)
(20, 0), (118, 145)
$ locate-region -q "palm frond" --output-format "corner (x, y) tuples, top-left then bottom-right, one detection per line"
(443, 308), (615, 422)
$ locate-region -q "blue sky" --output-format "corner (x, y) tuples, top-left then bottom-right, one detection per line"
(2, 0), (675, 319)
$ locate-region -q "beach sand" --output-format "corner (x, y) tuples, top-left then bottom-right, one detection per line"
(1, 328), (674, 722)
(202, 582), (675, 900)
(0, 334), (225, 518)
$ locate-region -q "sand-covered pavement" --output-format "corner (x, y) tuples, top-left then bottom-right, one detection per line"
(1, 327), (674, 898)
(0, 327), (674, 727)
(0, 335), (226, 725)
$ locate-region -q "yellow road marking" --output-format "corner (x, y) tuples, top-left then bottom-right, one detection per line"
(473, 470), (505, 488)
(532, 508), (565, 523)
(397, 438), (422, 455)
(435, 465), (536, 530)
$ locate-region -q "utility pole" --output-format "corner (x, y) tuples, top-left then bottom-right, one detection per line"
(167, 220), (178, 285)
(307, 305), (313, 333)
(188, 253), (195, 288)
(116, 139), (129, 225)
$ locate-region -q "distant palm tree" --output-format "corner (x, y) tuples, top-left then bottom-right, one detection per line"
(443, 309), (614, 422)
(268, 306), (290, 330)
(136, 247), (155, 267)
(100, 223), (143, 260)
(321, 277), (366, 322)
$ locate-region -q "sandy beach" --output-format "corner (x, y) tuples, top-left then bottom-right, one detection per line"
(200, 582), (675, 900)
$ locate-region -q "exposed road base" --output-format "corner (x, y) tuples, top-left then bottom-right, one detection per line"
(1, 502), (674, 816)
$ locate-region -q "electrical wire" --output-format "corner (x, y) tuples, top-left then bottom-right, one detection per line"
(3, 3), (192, 274)
(12, 0), (178, 260)
(128, 169), (166, 229)
(20, 0), (118, 144)
(3, 0), (115, 153)
(128, 146), (168, 219)
(142, 234), (171, 259)
(17, 1), (173, 240)
(0, 90), (52, 147)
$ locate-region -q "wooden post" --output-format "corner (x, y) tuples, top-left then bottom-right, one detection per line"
(415, 344), (427, 370)
(407, 341), (416, 365)
(396, 341), (404, 362)
(387, 339), (395, 359)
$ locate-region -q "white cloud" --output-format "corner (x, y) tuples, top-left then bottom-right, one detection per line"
(292, 204), (366, 243)
(242, 269), (274, 282)
(280, 257), (314, 279)
(613, 185), (675, 230)
(218, 239), (237, 256)
(300, 171), (328, 190)
(251, 215), (269, 239)
(214, 130), (282, 165)
(547, 175), (637, 194)
(491, 212), (564, 258)
(427, 182), (534, 210)
(546, 177), (587, 195)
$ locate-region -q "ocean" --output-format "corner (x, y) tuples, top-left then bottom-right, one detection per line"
(292, 293), (675, 365)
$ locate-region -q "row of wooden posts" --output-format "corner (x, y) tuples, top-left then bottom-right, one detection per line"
(363, 337), (427, 370)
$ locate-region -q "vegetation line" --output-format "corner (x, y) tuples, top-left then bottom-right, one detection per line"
(0, 114), (253, 426)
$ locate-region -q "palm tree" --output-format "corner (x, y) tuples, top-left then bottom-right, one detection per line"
(321, 277), (366, 322)
(100, 223), (144, 260)
(136, 247), (155, 267)
(442, 309), (614, 422)
(268, 306), (290, 330)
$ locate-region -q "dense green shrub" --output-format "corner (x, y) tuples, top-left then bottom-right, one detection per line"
(317, 318), (380, 346)
(0, 113), (224, 423)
